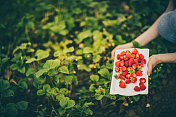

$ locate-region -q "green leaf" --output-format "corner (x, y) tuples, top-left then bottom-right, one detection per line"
(13, 43), (31, 54)
(35, 69), (48, 78)
(95, 94), (104, 100)
(17, 66), (25, 74)
(18, 80), (28, 89)
(132, 95), (141, 102)
(63, 47), (74, 53)
(0, 79), (10, 92)
(43, 59), (60, 70)
(77, 64), (91, 72)
(54, 50), (63, 57)
(10, 64), (18, 71)
(84, 109), (93, 115)
(26, 58), (37, 63)
(16, 101), (28, 111)
(83, 47), (93, 54)
(89, 84), (96, 92)
(58, 108), (66, 115)
(2, 89), (14, 97)
(26, 68), (36, 77)
(60, 97), (69, 108)
(35, 49), (50, 60)
(93, 55), (101, 63)
(59, 66), (69, 74)
(56, 94), (65, 101)
(6, 103), (18, 117)
(83, 102), (94, 108)
(77, 30), (92, 44)
(37, 89), (45, 95)
(43, 84), (51, 92)
(98, 68), (110, 79)
(66, 100), (75, 109)
(90, 75), (99, 82)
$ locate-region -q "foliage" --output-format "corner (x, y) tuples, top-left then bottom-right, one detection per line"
(0, 0), (175, 116)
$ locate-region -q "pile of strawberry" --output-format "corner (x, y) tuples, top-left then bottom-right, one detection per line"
(114, 48), (147, 92)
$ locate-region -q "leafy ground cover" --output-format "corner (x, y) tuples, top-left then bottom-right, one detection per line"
(0, 0), (176, 116)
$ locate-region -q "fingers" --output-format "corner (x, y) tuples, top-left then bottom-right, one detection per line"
(147, 57), (153, 76)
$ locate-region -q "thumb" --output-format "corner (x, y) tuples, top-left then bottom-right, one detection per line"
(147, 61), (152, 76)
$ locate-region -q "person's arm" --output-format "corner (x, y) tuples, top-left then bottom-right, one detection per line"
(111, 0), (174, 58)
(147, 53), (176, 76)
(134, 0), (174, 46)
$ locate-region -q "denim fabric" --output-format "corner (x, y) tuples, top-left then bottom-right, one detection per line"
(157, 9), (176, 44)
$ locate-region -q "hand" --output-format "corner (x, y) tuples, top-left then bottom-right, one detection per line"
(147, 55), (160, 76)
(111, 43), (133, 59)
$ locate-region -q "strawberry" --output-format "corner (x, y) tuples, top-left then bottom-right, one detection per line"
(139, 54), (144, 59)
(122, 71), (128, 76)
(124, 55), (129, 61)
(139, 82), (144, 86)
(119, 61), (125, 67)
(117, 54), (121, 60)
(120, 51), (126, 56)
(140, 78), (146, 83)
(131, 54), (136, 59)
(125, 79), (131, 84)
(135, 53), (139, 58)
(131, 73), (137, 77)
(139, 84), (146, 90)
(121, 66), (126, 71)
(115, 67), (120, 72)
(119, 80), (126, 88)
(126, 54), (131, 58)
(126, 74), (131, 79)
(141, 59), (146, 64)
(132, 64), (137, 69)
(126, 50), (131, 54)
(115, 61), (120, 67)
(119, 70), (123, 74)
(134, 86), (140, 91)
(132, 48), (138, 54)
(114, 74), (120, 79)
(130, 77), (137, 83)
(140, 62), (144, 67)
(129, 59), (134, 66)
(136, 70), (143, 76)
(125, 61), (129, 67)
(128, 67), (135, 74)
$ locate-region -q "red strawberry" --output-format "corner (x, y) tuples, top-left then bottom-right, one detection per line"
(122, 71), (128, 76)
(125, 61), (129, 67)
(140, 84), (146, 90)
(132, 64), (137, 69)
(117, 54), (121, 60)
(121, 66), (126, 71)
(125, 79), (131, 84)
(115, 61), (120, 67)
(115, 67), (120, 72)
(119, 70), (123, 74)
(141, 59), (146, 64)
(140, 62), (144, 67)
(126, 54), (131, 58)
(126, 74), (131, 79)
(130, 77), (137, 83)
(120, 51), (126, 56)
(136, 70), (143, 76)
(134, 86), (140, 91)
(140, 78), (146, 83)
(134, 59), (139, 66)
(131, 73), (137, 77)
(124, 55), (129, 61)
(126, 50), (131, 54)
(119, 61), (124, 67)
(139, 54), (144, 59)
(129, 59), (134, 66)
(131, 54), (136, 59)
(119, 80), (126, 88)
(135, 53), (139, 58)
(132, 48), (138, 54)
(139, 82), (144, 86)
